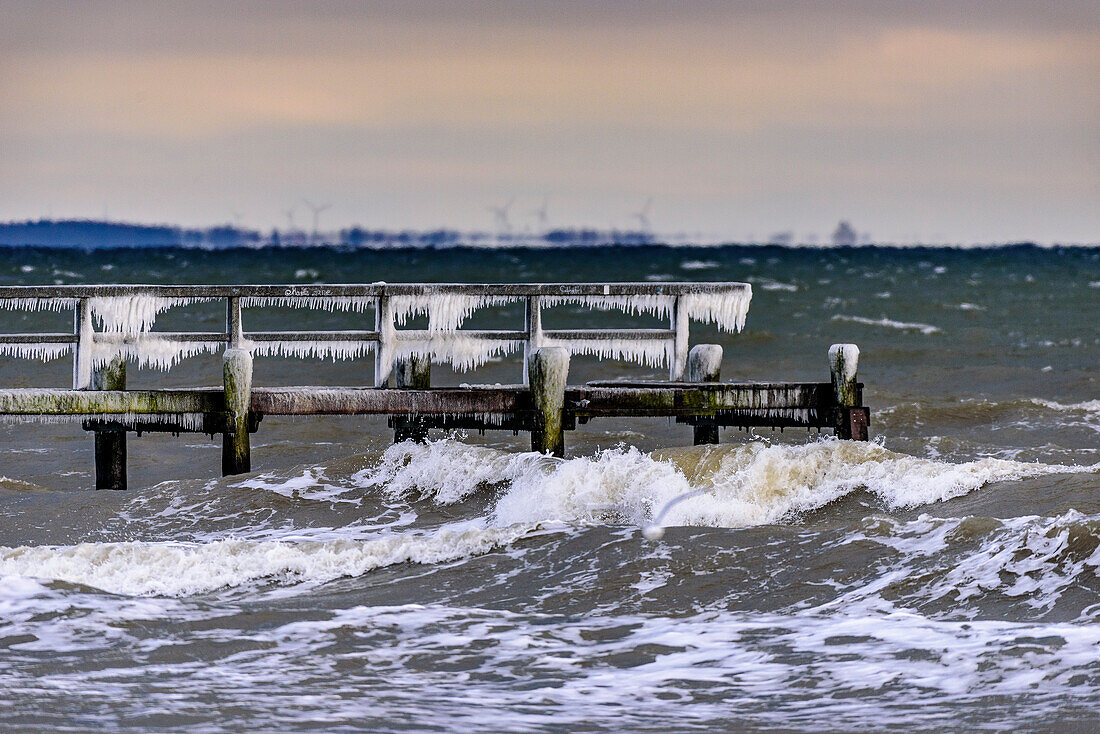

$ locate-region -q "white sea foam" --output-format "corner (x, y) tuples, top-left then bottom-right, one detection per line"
(842, 510), (1100, 617)
(355, 439), (1098, 530)
(832, 314), (941, 334)
(0, 523), (534, 597)
(5, 439), (1095, 597)
(680, 259), (719, 271)
(1030, 398), (1100, 417)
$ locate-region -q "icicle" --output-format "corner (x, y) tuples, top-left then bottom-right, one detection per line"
(0, 298), (78, 313)
(541, 295), (675, 320)
(249, 340), (374, 362)
(240, 296), (376, 312)
(0, 412), (207, 431)
(395, 333), (521, 371)
(90, 334), (222, 372)
(88, 296), (212, 335)
(680, 287), (752, 332)
(542, 336), (673, 369)
(0, 343), (72, 362)
(391, 294), (519, 333)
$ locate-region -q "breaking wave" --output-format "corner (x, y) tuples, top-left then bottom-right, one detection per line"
(360, 439), (1097, 528)
(2, 439), (1094, 597)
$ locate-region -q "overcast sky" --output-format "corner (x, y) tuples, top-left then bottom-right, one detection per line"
(1, 1), (1097, 243)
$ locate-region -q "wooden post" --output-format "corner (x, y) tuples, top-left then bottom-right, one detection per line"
(374, 295), (394, 387)
(73, 298), (93, 389)
(687, 344), (722, 445)
(829, 343), (867, 440)
(522, 295), (543, 385)
(393, 354), (430, 443)
(669, 295), (689, 381)
(91, 356), (126, 490)
(222, 348), (253, 475)
(226, 296), (243, 348)
(529, 347), (568, 457)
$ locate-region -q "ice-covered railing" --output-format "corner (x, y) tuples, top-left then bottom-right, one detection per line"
(0, 283), (752, 388)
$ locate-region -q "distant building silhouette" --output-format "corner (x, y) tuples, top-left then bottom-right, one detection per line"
(832, 220), (858, 247)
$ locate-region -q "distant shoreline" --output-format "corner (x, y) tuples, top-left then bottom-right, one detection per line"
(0, 220), (1093, 250)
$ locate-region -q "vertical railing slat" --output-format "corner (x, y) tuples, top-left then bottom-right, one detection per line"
(226, 296), (243, 348)
(374, 294), (394, 387)
(670, 295), (689, 380)
(73, 298), (93, 389)
(523, 295), (543, 385)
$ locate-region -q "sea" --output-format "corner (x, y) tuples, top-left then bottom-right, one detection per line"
(0, 244), (1097, 732)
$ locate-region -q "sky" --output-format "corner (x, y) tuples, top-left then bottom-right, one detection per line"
(1, 0), (1098, 243)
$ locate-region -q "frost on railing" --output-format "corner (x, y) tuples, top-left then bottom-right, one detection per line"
(392, 294), (519, 333)
(0, 283), (752, 384)
(88, 296), (212, 334)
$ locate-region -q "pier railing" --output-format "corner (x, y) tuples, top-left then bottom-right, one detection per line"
(0, 282), (752, 386)
(0, 282), (869, 490)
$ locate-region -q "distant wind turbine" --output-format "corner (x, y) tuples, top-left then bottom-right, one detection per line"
(529, 198), (549, 229)
(283, 207), (297, 231)
(632, 198), (653, 231)
(488, 198), (515, 234)
(302, 199), (332, 244)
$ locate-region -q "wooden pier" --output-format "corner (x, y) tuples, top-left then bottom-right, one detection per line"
(0, 283), (869, 489)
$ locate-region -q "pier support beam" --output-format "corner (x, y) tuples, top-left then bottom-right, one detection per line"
(529, 347), (569, 457)
(92, 356), (126, 490)
(222, 348), (254, 475)
(687, 344), (722, 445)
(394, 354), (431, 443)
(830, 344), (867, 441)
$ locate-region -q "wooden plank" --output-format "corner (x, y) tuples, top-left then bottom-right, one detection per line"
(250, 387), (533, 416)
(0, 388), (223, 415)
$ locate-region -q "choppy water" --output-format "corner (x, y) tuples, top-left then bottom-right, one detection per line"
(0, 244), (1098, 732)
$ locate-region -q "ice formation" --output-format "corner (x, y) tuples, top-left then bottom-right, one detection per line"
(0, 411), (207, 431)
(391, 294), (519, 333)
(395, 333), (522, 371)
(249, 339), (374, 362)
(0, 343), (72, 362)
(680, 288), (752, 332)
(0, 286), (755, 382)
(0, 298), (78, 313)
(240, 296), (375, 312)
(542, 336), (673, 369)
(90, 335), (223, 372)
(541, 295), (675, 320)
(89, 296), (211, 334)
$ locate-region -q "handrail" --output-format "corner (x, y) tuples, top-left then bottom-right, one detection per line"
(0, 282), (747, 298)
(0, 282), (752, 387)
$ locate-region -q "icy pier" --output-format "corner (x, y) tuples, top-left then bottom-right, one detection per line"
(0, 283), (868, 489)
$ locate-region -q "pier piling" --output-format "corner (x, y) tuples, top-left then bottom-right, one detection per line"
(394, 355), (431, 443)
(529, 347), (569, 457)
(829, 344), (868, 440)
(222, 348), (254, 475)
(687, 344), (723, 445)
(91, 356), (126, 490)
